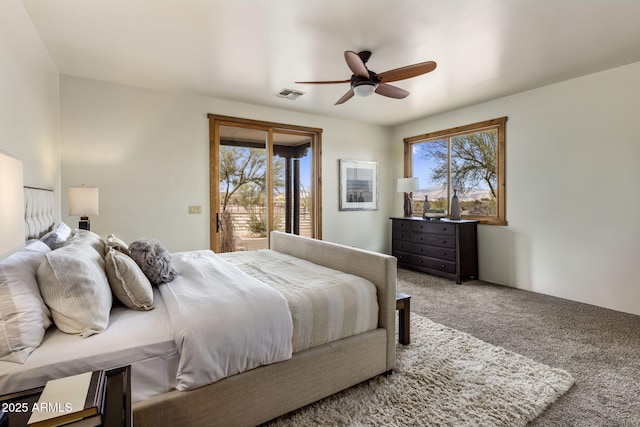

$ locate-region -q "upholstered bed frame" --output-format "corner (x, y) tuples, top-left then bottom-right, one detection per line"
(20, 187), (397, 426)
(23, 187), (56, 241)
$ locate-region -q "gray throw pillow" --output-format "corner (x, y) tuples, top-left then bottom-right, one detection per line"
(128, 239), (178, 285)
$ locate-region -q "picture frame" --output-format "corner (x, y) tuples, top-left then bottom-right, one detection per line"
(339, 159), (379, 211)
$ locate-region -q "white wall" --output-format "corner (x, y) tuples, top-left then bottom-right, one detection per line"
(60, 76), (392, 253)
(0, 0), (60, 207)
(392, 61), (640, 316)
(7, 0), (638, 316)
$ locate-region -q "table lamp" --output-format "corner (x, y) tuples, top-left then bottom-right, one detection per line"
(396, 177), (419, 218)
(69, 185), (99, 231)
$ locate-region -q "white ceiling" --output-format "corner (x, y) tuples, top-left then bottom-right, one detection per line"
(21, 0), (640, 126)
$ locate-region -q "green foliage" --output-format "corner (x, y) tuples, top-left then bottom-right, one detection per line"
(247, 214), (268, 237)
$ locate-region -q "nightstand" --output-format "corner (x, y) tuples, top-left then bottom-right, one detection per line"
(0, 366), (132, 427)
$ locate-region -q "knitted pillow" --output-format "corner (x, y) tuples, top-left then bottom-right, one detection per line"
(128, 239), (178, 285)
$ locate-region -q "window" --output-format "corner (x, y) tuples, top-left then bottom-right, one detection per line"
(404, 117), (507, 225)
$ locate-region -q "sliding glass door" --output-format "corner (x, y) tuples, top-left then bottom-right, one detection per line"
(209, 115), (322, 252)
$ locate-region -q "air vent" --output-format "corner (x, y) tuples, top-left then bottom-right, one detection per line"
(275, 88), (304, 100)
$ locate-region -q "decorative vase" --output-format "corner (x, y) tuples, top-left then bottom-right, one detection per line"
(450, 189), (461, 220)
(422, 195), (430, 218)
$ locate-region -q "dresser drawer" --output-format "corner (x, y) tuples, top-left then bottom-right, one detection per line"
(392, 240), (411, 253)
(412, 255), (456, 274)
(392, 230), (411, 242)
(393, 219), (411, 232)
(411, 221), (456, 235)
(412, 243), (456, 261)
(392, 251), (411, 266)
(411, 233), (456, 248)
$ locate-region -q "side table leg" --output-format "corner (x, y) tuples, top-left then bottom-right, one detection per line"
(397, 297), (411, 345)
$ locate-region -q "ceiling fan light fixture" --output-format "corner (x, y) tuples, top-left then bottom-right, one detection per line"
(353, 82), (377, 97)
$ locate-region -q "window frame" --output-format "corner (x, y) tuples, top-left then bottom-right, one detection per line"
(403, 117), (507, 225)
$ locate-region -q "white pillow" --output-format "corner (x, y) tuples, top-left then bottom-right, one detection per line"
(72, 229), (107, 257)
(105, 248), (154, 310)
(106, 233), (129, 254)
(0, 240), (52, 363)
(37, 238), (112, 337)
(40, 222), (73, 250)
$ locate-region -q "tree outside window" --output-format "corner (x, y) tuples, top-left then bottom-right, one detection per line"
(404, 117), (507, 225)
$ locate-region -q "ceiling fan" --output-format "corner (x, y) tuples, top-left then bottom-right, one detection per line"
(295, 50), (437, 105)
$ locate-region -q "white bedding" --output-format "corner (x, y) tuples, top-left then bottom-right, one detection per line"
(160, 250), (293, 391)
(1, 247), (373, 400)
(0, 289), (179, 403)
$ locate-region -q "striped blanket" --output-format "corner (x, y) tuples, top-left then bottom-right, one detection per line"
(220, 249), (378, 352)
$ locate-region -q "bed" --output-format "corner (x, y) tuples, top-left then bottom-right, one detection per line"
(0, 187), (397, 426)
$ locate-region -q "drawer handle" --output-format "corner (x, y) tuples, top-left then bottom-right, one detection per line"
(442, 240), (447, 244)
(441, 264), (446, 269)
(442, 252), (447, 256)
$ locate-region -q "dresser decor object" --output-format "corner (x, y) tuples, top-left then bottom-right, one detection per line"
(422, 194), (447, 220)
(391, 217), (478, 284)
(421, 195), (430, 218)
(450, 189), (461, 220)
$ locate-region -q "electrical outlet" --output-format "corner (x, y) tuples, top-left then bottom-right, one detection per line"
(188, 205), (202, 214)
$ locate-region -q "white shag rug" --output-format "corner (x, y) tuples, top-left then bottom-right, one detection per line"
(265, 313), (574, 427)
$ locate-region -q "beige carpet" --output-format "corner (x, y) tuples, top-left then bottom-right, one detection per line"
(265, 314), (574, 426)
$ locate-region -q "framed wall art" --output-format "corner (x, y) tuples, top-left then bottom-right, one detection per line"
(339, 159), (379, 211)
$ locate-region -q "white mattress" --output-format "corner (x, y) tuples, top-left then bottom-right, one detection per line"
(0, 289), (179, 403)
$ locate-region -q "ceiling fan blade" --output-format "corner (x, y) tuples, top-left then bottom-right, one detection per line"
(375, 83), (409, 99)
(344, 51), (369, 78)
(377, 61), (437, 83)
(335, 89), (355, 105)
(295, 79), (350, 84)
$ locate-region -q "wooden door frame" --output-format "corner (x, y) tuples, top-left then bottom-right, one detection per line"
(208, 114), (323, 251)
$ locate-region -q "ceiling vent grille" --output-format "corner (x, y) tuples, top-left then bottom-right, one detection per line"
(275, 88), (304, 100)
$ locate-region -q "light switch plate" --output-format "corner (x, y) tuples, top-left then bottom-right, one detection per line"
(188, 205), (202, 214)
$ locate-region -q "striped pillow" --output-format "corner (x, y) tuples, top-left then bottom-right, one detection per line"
(37, 234), (112, 337)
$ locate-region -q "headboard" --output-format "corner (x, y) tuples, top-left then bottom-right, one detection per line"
(24, 186), (55, 240)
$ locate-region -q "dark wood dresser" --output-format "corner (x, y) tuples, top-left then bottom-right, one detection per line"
(391, 217), (478, 284)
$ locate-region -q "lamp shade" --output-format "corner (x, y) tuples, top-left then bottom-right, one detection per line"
(396, 177), (419, 193)
(69, 186), (99, 216)
(0, 151), (25, 257)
